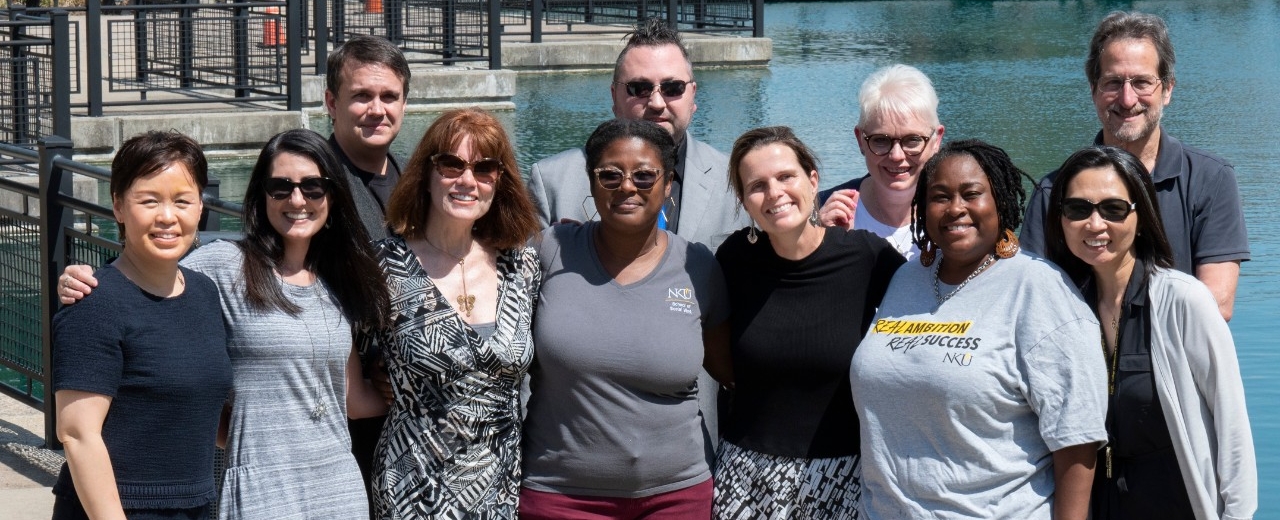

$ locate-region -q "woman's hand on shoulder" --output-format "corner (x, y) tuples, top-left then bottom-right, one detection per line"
(58, 264), (98, 305)
(819, 189), (859, 229)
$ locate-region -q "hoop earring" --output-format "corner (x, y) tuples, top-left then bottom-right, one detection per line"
(995, 229), (1019, 259)
(580, 196), (598, 222)
(919, 240), (937, 267)
(747, 219), (758, 244)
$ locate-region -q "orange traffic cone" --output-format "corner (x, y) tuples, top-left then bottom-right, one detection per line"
(262, 7), (285, 47)
(365, 0), (383, 14)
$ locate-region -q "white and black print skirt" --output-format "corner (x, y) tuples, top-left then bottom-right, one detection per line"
(712, 441), (861, 520)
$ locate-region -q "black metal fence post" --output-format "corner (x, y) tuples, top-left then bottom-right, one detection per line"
(530, 0), (542, 43)
(37, 135), (75, 450)
(87, 0), (103, 116)
(9, 5), (30, 144)
(665, 0), (677, 29)
(442, 0), (456, 65)
(133, 2), (149, 85)
(287, 0), (301, 110)
(332, 0), (345, 44)
(753, 0), (763, 37)
(50, 9), (71, 139)
(233, 2), (249, 98)
(179, 0), (197, 88)
(487, 0), (500, 70)
(315, 0), (328, 74)
(384, 0), (402, 44)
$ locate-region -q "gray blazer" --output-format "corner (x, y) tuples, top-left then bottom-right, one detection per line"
(527, 132), (748, 250)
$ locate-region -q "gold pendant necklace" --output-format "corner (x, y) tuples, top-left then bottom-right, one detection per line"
(423, 237), (475, 317)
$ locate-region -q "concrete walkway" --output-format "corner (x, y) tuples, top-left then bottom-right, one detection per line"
(0, 393), (58, 520)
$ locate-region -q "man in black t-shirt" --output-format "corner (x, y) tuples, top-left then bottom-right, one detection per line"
(323, 35), (410, 241)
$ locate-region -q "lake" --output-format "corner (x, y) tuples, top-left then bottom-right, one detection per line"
(235, 0), (1280, 511)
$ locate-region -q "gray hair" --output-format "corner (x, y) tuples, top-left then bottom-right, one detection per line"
(1086, 11), (1176, 90)
(857, 64), (940, 130)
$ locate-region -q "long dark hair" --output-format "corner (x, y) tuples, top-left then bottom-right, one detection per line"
(238, 129), (390, 328)
(1044, 146), (1174, 283)
(912, 139), (1031, 252)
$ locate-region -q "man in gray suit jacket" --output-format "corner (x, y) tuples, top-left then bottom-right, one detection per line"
(526, 19), (747, 460)
(527, 20), (746, 250)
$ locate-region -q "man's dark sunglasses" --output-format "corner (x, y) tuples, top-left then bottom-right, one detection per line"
(265, 177), (330, 200)
(1061, 197), (1136, 222)
(615, 80), (690, 98)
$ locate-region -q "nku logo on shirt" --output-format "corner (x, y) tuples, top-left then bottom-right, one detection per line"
(667, 286), (695, 315)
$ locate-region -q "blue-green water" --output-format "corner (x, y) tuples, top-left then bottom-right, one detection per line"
(236, 0), (1280, 510)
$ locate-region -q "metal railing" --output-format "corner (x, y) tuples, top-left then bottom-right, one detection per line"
(509, 0), (763, 42)
(1, 7), (71, 145)
(0, 138), (243, 446)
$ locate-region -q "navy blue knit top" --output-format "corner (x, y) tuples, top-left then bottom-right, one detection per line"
(52, 263), (231, 511)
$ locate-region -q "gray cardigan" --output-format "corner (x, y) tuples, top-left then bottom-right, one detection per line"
(1147, 268), (1256, 520)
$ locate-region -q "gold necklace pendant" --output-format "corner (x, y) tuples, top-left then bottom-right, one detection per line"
(423, 237), (476, 319)
(457, 294), (476, 317)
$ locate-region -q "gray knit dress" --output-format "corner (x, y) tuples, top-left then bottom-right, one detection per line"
(184, 241), (368, 519)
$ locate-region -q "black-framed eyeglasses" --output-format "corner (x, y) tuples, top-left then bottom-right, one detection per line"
(1061, 197), (1136, 222)
(592, 167), (663, 191)
(1097, 75), (1165, 96)
(614, 80), (690, 98)
(265, 177), (330, 200)
(431, 153), (502, 184)
(863, 131), (935, 156)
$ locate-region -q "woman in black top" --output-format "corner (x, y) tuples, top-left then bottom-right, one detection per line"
(51, 131), (232, 519)
(713, 126), (903, 519)
(1044, 146), (1255, 519)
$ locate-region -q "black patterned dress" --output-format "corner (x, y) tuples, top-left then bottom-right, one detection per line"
(360, 236), (540, 519)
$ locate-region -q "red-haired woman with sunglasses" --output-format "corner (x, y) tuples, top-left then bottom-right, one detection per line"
(359, 107), (541, 519)
(58, 128), (392, 518)
(1044, 146), (1255, 520)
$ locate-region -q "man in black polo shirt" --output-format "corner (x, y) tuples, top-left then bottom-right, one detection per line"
(1022, 11), (1249, 321)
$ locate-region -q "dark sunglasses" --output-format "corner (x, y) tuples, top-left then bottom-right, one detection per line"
(265, 177), (330, 201)
(1061, 197), (1136, 222)
(614, 80), (689, 98)
(592, 167), (663, 191)
(431, 153), (502, 184)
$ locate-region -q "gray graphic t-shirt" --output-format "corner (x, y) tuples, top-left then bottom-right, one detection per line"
(851, 252), (1108, 518)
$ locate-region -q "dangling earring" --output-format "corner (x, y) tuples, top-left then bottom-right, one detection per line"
(747, 219), (758, 244)
(809, 194), (821, 227)
(919, 240), (937, 267)
(995, 229), (1019, 259)
(580, 196), (598, 222)
(323, 218), (331, 230)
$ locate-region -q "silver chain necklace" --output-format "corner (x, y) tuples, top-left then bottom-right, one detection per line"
(307, 283), (334, 420)
(933, 254), (996, 305)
